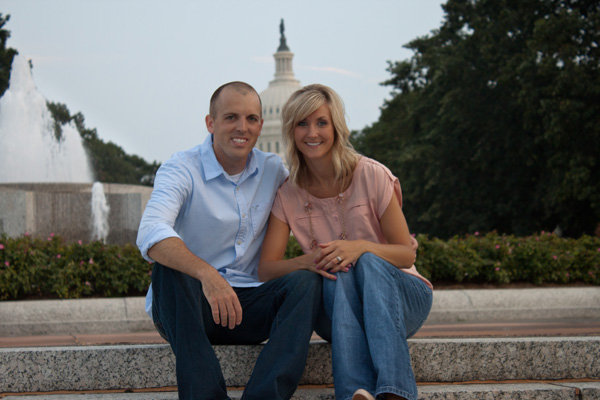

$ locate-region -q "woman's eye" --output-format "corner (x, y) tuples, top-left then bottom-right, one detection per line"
(297, 120), (307, 126)
(317, 120), (328, 127)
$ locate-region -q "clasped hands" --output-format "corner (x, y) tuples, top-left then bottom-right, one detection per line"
(309, 236), (419, 281)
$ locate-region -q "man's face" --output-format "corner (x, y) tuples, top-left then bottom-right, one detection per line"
(206, 87), (263, 174)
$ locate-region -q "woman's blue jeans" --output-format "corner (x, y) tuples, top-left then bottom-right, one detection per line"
(321, 253), (433, 400)
(151, 262), (322, 400)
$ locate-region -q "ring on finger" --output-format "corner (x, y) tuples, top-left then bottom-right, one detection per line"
(335, 256), (342, 264)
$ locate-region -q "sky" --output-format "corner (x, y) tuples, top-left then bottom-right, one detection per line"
(1, 0), (446, 163)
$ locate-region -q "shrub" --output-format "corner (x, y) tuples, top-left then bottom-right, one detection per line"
(0, 232), (598, 300)
(0, 234), (151, 300)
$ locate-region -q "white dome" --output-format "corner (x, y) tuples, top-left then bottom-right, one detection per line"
(260, 79), (301, 122)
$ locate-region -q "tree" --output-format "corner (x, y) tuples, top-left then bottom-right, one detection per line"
(0, 14), (18, 97)
(353, 0), (600, 238)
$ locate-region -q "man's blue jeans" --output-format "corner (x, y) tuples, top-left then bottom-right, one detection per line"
(151, 262), (322, 400)
(322, 253), (433, 400)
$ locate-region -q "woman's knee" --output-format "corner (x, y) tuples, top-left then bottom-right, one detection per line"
(355, 252), (395, 280)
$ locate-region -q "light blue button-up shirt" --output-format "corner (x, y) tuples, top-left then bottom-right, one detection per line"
(137, 135), (288, 316)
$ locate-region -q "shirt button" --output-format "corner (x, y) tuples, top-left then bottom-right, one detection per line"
(237, 240), (242, 245)
(242, 213), (246, 218)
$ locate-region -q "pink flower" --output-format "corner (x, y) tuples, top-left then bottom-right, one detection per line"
(474, 231), (480, 236)
(50, 232), (55, 237)
(552, 255), (558, 260)
(24, 232), (30, 237)
(597, 248), (600, 252)
(78, 240), (83, 245)
(88, 258), (94, 264)
(541, 230), (545, 235)
(4, 261), (9, 267)
(80, 261), (84, 266)
(495, 267), (500, 271)
(47, 237), (52, 241)
(57, 254), (61, 259)
(0, 244), (4, 250)
(565, 272), (570, 278)
(495, 245), (500, 249)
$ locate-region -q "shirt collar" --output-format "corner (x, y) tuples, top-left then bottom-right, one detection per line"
(200, 134), (259, 182)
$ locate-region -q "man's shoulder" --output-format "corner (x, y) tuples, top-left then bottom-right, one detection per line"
(166, 144), (203, 164)
(160, 144), (204, 171)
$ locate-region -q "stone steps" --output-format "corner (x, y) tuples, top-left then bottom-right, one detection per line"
(2, 382), (600, 399)
(2, 337), (598, 393)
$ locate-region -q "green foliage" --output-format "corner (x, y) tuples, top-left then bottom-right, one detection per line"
(284, 232), (600, 287)
(352, 0), (600, 238)
(0, 233), (598, 300)
(0, 14), (18, 97)
(46, 101), (160, 185)
(0, 234), (152, 300)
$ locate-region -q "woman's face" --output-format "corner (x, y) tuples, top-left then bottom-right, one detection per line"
(293, 103), (335, 162)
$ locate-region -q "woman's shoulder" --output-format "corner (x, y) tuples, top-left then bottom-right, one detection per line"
(277, 178), (304, 198)
(355, 156), (397, 182)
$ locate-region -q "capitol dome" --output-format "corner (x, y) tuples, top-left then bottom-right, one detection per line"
(257, 19), (301, 160)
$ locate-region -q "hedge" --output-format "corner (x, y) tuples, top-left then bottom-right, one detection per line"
(0, 232), (598, 300)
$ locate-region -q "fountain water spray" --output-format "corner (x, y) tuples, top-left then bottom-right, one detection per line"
(91, 182), (110, 242)
(0, 55), (94, 183)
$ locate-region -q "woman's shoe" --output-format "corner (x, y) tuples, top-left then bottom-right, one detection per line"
(352, 388), (375, 400)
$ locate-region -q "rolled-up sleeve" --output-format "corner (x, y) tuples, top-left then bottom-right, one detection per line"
(136, 159), (192, 262)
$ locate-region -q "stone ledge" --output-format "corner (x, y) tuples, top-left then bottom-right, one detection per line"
(1, 337), (598, 392)
(2, 287), (599, 336)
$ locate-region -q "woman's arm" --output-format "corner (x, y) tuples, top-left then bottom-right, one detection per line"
(258, 213), (336, 281)
(315, 191), (416, 270)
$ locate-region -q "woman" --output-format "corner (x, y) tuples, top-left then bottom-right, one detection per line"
(258, 84), (433, 400)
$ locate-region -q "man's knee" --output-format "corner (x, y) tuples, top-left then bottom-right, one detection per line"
(286, 269), (321, 286)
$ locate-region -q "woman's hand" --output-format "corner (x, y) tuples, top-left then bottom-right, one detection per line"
(314, 240), (366, 272)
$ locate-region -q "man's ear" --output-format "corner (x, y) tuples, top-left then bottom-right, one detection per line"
(205, 114), (214, 133)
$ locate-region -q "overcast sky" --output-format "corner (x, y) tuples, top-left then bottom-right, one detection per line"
(1, 0), (446, 163)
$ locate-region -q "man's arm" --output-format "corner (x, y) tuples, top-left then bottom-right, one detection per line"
(148, 237), (243, 329)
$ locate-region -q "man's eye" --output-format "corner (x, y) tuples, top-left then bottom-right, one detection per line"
(225, 115), (235, 120)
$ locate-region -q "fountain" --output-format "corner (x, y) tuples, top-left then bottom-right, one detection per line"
(0, 55), (152, 244)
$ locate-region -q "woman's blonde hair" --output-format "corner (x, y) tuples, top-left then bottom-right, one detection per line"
(281, 84), (359, 190)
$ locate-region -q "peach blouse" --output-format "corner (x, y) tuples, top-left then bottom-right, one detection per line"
(271, 156), (432, 289)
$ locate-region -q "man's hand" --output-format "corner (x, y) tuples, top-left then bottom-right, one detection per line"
(201, 268), (243, 330)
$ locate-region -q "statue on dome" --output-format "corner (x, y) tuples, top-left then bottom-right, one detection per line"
(278, 18), (289, 51)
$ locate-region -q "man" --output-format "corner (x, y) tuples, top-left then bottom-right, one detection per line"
(137, 81), (322, 400)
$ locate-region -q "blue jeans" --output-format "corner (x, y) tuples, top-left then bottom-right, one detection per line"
(151, 262), (322, 400)
(321, 253), (433, 400)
